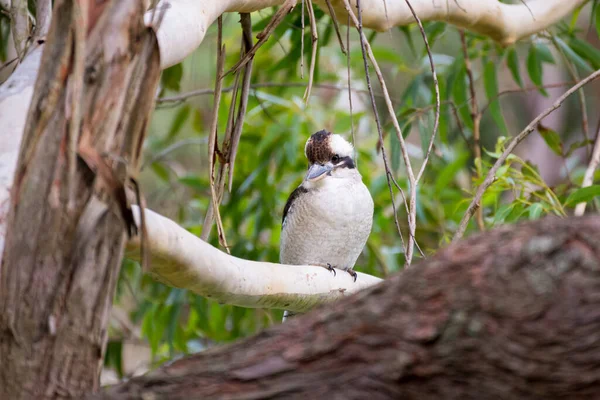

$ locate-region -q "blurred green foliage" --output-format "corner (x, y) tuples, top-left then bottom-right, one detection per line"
(97, 1), (600, 376)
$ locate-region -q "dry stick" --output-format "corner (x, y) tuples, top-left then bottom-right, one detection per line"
(479, 81), (575, 116)
(202, 17), (229, 250)
(301, 0), (305, 78)
(353, 0), (406, 252)
(157, 82), (384, 104)
(228, 13), (254, 192)
(406, 0), (440, 183)
(346, 17), (356, 161)
(342, 0), (417, 265)
(325, 0), (346, 54)
(453, 68), (600, 242)
(459, 30), (485, 231)
(204, 44), (245, 245)
(303, 0), (318, 102)
(549, 35), (590, 157)
(227, 0), (297, 76)
(141, 138), (208, 169)
(574, 117), (600, 216)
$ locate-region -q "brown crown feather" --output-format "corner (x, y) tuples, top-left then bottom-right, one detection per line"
(305, 130), (334, 164)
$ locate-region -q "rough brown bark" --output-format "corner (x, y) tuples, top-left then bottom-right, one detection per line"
(96, 216), (600, 400)
(0, 1), (160, 398)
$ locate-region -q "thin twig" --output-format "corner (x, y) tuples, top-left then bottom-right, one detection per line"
(353, 0), (406, 253)
(548, 35), (590, 157)
(343, 0), (417, 265)
(459, 30), (484, 231)
(453, 69), (600, 242)
(407, 0), (440, 183)
(574, 116), (600, 216)
(301, 0), (305, 78)
(303, 0), (318, 103)
(479, 81), (575, 116)
(157, 82), (382, 104)
(202, 17), (229, 251)
(325, 0), (346, 54)
(228, 13), (255, 192)
(226, 0), (297, 76)
(346, 16), (356, 161)
(141, 138), (208, 169)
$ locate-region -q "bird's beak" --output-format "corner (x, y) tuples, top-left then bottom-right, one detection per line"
(305, 162), (333, 182)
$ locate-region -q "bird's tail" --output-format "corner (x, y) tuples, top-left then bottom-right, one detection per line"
(282, 310), (302, 323)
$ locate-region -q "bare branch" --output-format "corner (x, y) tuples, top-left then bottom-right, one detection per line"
(574, 120), (600, 217)
(303, 0), (318, 102)
(352, 0), (407, 254)
(227, 0), (297, 76)
(409, 0), (440, 183)
(325, 0), (347, 54)
(460, 30), (485, 231)
(453, 69), (600, 242)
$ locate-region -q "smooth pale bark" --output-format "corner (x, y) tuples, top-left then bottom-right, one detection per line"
(147, 0), (588, 68)
(127, 207), (382, 312)
(96, 216), (600, 399)
(0, 0), (161, 398)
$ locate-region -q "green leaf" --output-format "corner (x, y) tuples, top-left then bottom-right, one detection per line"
(568, 37), (600, 69)
(538, 125), (563, 156)
(452, 64), (472, 129)
(167, 105), (191, 140)
(398, 26), (416, 56)
(535, 43), (555, 64)
(554, 36), (593, 73)
(161, 63), (183, 92)
(526, 44), (547, 96)
(565, 185), (600, 206)
(494, 203), (515, 224)
(483, 60), (508, 135)
(596, 1), (600, 39)
(528, 203), (543, 220)
(435, 152), (469, 192)
(506, 47), (523, 87)
(565, 139), (594, 157)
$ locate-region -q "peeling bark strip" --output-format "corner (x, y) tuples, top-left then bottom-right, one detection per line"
(0, 0), (160, 398)
(99, 217), (600, 399)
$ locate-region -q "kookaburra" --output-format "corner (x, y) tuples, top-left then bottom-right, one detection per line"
(280, 130), (374, 284)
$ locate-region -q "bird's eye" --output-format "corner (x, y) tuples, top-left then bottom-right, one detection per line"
(332, 154), (340, 163)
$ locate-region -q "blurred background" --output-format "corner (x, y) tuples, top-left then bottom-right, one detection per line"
(3, 0), (598, 384)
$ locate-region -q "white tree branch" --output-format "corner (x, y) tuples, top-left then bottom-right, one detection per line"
(147, 0), (588, 68)
(127, 207), (382, 312)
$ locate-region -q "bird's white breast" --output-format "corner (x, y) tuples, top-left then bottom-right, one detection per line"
(280, 169), (374, 270)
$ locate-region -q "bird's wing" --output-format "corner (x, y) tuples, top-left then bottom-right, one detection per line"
(282, 185), (308, 227)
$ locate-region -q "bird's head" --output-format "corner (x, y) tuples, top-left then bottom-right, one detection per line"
(303, 130), (355, 182)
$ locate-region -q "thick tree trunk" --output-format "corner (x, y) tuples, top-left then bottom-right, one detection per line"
(0, 1), (160, 398)
(96, 216), (600, 400)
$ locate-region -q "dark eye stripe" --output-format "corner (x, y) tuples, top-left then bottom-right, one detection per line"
(339, 156), (355, 169)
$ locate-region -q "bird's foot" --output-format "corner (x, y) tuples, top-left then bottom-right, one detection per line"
(325, 263), (336, 277)
(347, 269), (357, 282)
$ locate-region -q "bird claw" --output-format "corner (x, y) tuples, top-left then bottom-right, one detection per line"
(347, 269), (357, 282)
(325, 263), (336, 277)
